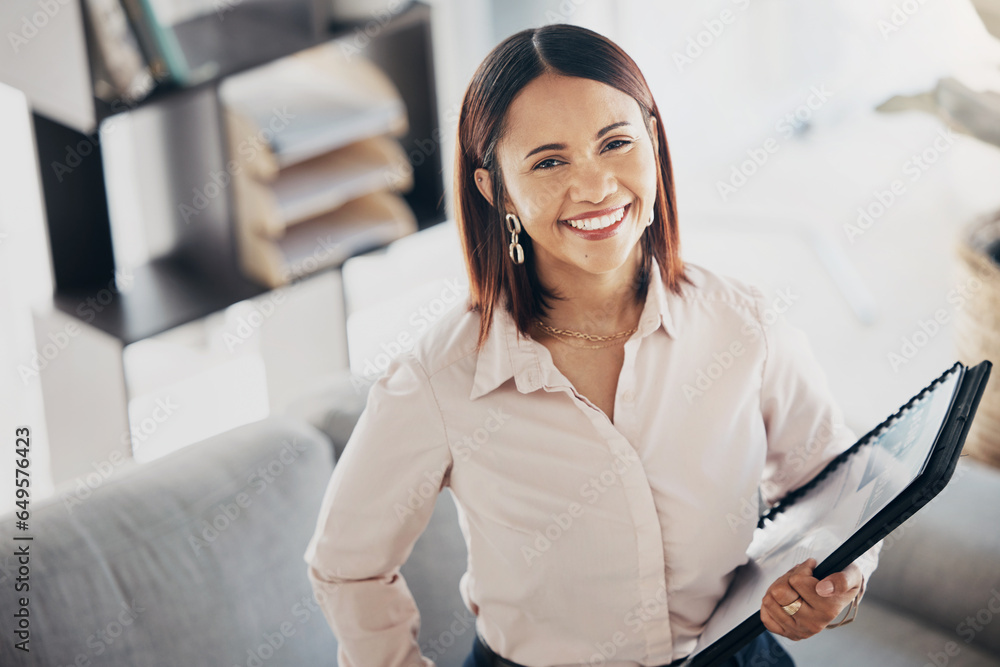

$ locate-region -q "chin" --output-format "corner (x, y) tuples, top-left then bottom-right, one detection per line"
(565, 243), (641, 277)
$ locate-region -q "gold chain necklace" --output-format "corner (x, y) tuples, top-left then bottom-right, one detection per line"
(534, 320), (638, 341)
(533, 320), (638, 349)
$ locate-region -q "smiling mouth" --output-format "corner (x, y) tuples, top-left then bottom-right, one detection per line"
(559, 203), (630, 231)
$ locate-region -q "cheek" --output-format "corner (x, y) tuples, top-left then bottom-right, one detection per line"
(616, 149), (658, 206)
(635, 151), (660, 198)
(511, 180), (565, 225)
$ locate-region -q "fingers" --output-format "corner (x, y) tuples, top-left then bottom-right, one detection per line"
(760, 559), (812, 641)
(762, 558), (866, 640)
(788, 560), (822, 604)
(761, 558), (828, 640)
(761, 596), (805, 641)
(773, 558), (815, 607)
(792, 562), (860, 622)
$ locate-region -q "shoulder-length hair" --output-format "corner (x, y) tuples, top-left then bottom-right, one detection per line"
(454, 23), (690, 350)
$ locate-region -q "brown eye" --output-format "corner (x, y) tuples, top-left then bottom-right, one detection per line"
(533, 158), (562, 171)
(604, 139), (632, 151)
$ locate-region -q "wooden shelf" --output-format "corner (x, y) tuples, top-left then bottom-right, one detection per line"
(93, 1), (429, 126)
(30, 0), (443, 346)
(50, 199), (444, 346)
(52, 255), (266, 345)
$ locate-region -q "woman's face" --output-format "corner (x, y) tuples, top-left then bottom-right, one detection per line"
(474, 72), (660, 282)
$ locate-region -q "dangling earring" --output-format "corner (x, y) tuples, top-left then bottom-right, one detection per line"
(505, 213), (524, 265)
(647, 210), (655, 227)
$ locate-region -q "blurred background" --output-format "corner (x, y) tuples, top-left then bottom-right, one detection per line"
(1, 0), (1000, 664)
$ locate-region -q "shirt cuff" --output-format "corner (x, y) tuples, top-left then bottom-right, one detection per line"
(851, 538), (883, 607)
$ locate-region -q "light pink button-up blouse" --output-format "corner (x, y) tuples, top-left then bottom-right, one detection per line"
(303, 257), (882, 667)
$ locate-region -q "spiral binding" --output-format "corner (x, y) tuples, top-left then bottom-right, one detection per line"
(756, 361), (963, 530)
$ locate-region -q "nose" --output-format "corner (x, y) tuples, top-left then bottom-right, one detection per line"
(567, 158), (618, 205)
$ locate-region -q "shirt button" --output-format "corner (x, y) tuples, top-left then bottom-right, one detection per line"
(622, 390), (635, 402)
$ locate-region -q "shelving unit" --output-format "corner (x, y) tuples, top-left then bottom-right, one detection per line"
(33, 0), (444, 345)
(9, 0), (446, 486)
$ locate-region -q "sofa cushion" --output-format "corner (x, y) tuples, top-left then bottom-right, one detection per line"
(780, 596), (1000, 666)
(864, 457), (1000, 657)
(283, 372), (373, 463)
(0, 416), (338, 667)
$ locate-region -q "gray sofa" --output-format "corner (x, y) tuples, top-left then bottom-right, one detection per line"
(0, 407), (474, 667)
(2, 374), (999, 666)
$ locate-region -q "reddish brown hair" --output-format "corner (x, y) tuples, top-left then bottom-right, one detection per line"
(454, 24), (690, 350)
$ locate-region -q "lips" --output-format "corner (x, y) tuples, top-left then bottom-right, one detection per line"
(559, 203), (631, 240)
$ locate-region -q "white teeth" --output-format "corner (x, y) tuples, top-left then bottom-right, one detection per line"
(563, 205), (627, 231)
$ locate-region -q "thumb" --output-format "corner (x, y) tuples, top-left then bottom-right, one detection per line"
(816, 576), (836, 596)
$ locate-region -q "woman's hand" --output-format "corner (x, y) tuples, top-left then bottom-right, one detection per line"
(759, 558), (862, 640)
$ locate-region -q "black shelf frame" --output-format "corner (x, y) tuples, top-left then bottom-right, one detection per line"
(32, 0), (445, 346)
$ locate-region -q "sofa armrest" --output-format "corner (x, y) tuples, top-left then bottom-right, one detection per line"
(0, 416), (338, 667)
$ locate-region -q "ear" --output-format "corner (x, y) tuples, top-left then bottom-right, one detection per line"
(473, 168), (494, 207)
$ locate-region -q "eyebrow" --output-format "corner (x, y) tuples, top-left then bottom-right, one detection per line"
(522, 121), (633, 161)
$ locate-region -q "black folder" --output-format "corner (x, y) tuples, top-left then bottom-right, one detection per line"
(681, 359), (993, 667)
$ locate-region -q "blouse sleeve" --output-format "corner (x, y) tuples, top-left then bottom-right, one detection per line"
(752, 286), (883, 605)
(303, 353), (452, 666)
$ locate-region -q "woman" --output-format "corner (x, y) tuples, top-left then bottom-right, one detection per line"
(304, 24), (882, 667)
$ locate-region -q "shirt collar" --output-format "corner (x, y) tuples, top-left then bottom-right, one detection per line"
(469, 256), (680, 401)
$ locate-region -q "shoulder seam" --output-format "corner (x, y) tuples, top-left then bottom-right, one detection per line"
(423, 345), (479, 381)
(410, 355), (454, 488)
(749, 285), (769, 433)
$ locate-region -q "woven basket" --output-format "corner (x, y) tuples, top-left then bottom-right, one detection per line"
(953, 210), (1000, 469)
